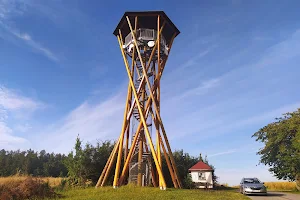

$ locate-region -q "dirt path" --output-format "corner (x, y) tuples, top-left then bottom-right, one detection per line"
(247, 192), (300, 200)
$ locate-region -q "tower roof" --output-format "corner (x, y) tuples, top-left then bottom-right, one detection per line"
(113, 11), (180, 44)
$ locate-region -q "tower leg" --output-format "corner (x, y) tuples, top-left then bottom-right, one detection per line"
(112, 64), (132, 188)
(137, 131), (143, 186)
(95, 139), (119, 188)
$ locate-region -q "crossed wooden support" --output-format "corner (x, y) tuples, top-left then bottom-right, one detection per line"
(95, 15), (182, 190)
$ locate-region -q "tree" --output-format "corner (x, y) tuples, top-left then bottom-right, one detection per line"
(63, 135), (115, 187)
(64, 135), (87, 186)
(183, 173), (194, 189)
(171, 150), (198, 188)
(252, 108), (300, 191)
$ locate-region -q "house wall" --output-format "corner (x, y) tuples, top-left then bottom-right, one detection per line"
(190, 171), (213, 189)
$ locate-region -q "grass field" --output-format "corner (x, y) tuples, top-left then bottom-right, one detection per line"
(53, 185), (250, 200)
(1, 176), (298, 199)
(264, 182), (297, 191)
(0, 175), (63, 187)
(0, 176), (250, 200)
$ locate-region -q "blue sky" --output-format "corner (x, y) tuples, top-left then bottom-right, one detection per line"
(1, 0), (300, 185)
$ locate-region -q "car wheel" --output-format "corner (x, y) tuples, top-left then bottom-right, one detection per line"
(242, 189), (245, 195)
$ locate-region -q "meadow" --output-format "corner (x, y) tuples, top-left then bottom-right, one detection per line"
(54, 185), (249, 200)
(0, 176), (298, 200)
(0, 176), (250, 200)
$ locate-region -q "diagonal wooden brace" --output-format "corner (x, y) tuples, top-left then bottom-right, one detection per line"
(126, 22), (166, 120)
(117, 34), (167, 189)
(126, 16), (182, 188)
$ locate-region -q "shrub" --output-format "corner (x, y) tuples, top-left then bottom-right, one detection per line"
(0, 177), (57, 200)
(183, 173), (194, 189)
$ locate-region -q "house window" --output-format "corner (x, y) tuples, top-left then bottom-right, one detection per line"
(198, 172), (206, 180)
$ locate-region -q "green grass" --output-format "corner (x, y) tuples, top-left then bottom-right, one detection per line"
(53, 185), (250, 200)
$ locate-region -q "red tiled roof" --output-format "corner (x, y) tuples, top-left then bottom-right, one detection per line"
(189, 161), (213, 171)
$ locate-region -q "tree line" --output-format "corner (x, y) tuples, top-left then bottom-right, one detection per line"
(0, 136), (216, 188)
(0, 149), (68, 177)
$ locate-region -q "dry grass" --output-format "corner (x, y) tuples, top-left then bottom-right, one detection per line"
(264, 182), (297, 191)
(0, 177), (57, 200)
(0, 175), (64, 187)
(232, 181), (297, 191)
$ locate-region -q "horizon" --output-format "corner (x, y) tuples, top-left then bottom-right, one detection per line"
(1, 0), (300, 186)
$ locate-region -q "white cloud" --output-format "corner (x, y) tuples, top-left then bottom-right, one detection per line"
(0, 121), (28, 148)
(0, 86), (42, 111)
(15, 123), (32, 133)
(0, 85), (43, 150)
(179, 78), (220, 99)
(160, 28), (300, 143)
(35, 89), (126, 153)
(18, 33), (31, 41)
(0, 22), (59, 62)
(208, 149), (237, 158)
(0, 1), (59, 62)
(0, 0), (27, 20)
(181, 49), (211, 69)
(0, 108), (8, 121)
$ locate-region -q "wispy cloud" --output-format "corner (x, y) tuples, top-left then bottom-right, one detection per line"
(181, 49), (212, 69)
(35, 89), (126, 153)
(160, 28), (300, 143)
(0, 85), (43, 150)
(0, 21), (59, 62)
(0, 1), (59, 62)
(0, 121), (29, 148)
(15, 123), (32, 133)
(208, 149), (237, 157)
(0, 0), (27, 20)
(34, 28), (300, 155)
(179, 78), (220, 99)
(0, 86), (43, 111)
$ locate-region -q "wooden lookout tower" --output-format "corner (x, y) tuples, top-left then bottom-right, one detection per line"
(95, 11), (181, 190)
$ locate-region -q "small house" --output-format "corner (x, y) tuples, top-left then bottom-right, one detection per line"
(189, 161), (214, 189)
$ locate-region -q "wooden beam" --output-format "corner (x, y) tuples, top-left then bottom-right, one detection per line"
(118, 26), (167, 189)
(126, 22), (166, 121)
(126, 18), (181, 188)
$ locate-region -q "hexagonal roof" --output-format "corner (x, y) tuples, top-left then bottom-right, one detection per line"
(113, 11), (180, 44)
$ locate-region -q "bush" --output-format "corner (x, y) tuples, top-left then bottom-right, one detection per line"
(0, 177), (57, 200)
(183, 173), (194, 189)
(296, 174), (300, 191)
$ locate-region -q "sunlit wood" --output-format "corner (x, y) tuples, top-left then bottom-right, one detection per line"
(97, 11), (181, 190)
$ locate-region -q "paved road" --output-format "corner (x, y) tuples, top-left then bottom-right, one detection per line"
(246, 192), (300, 200)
